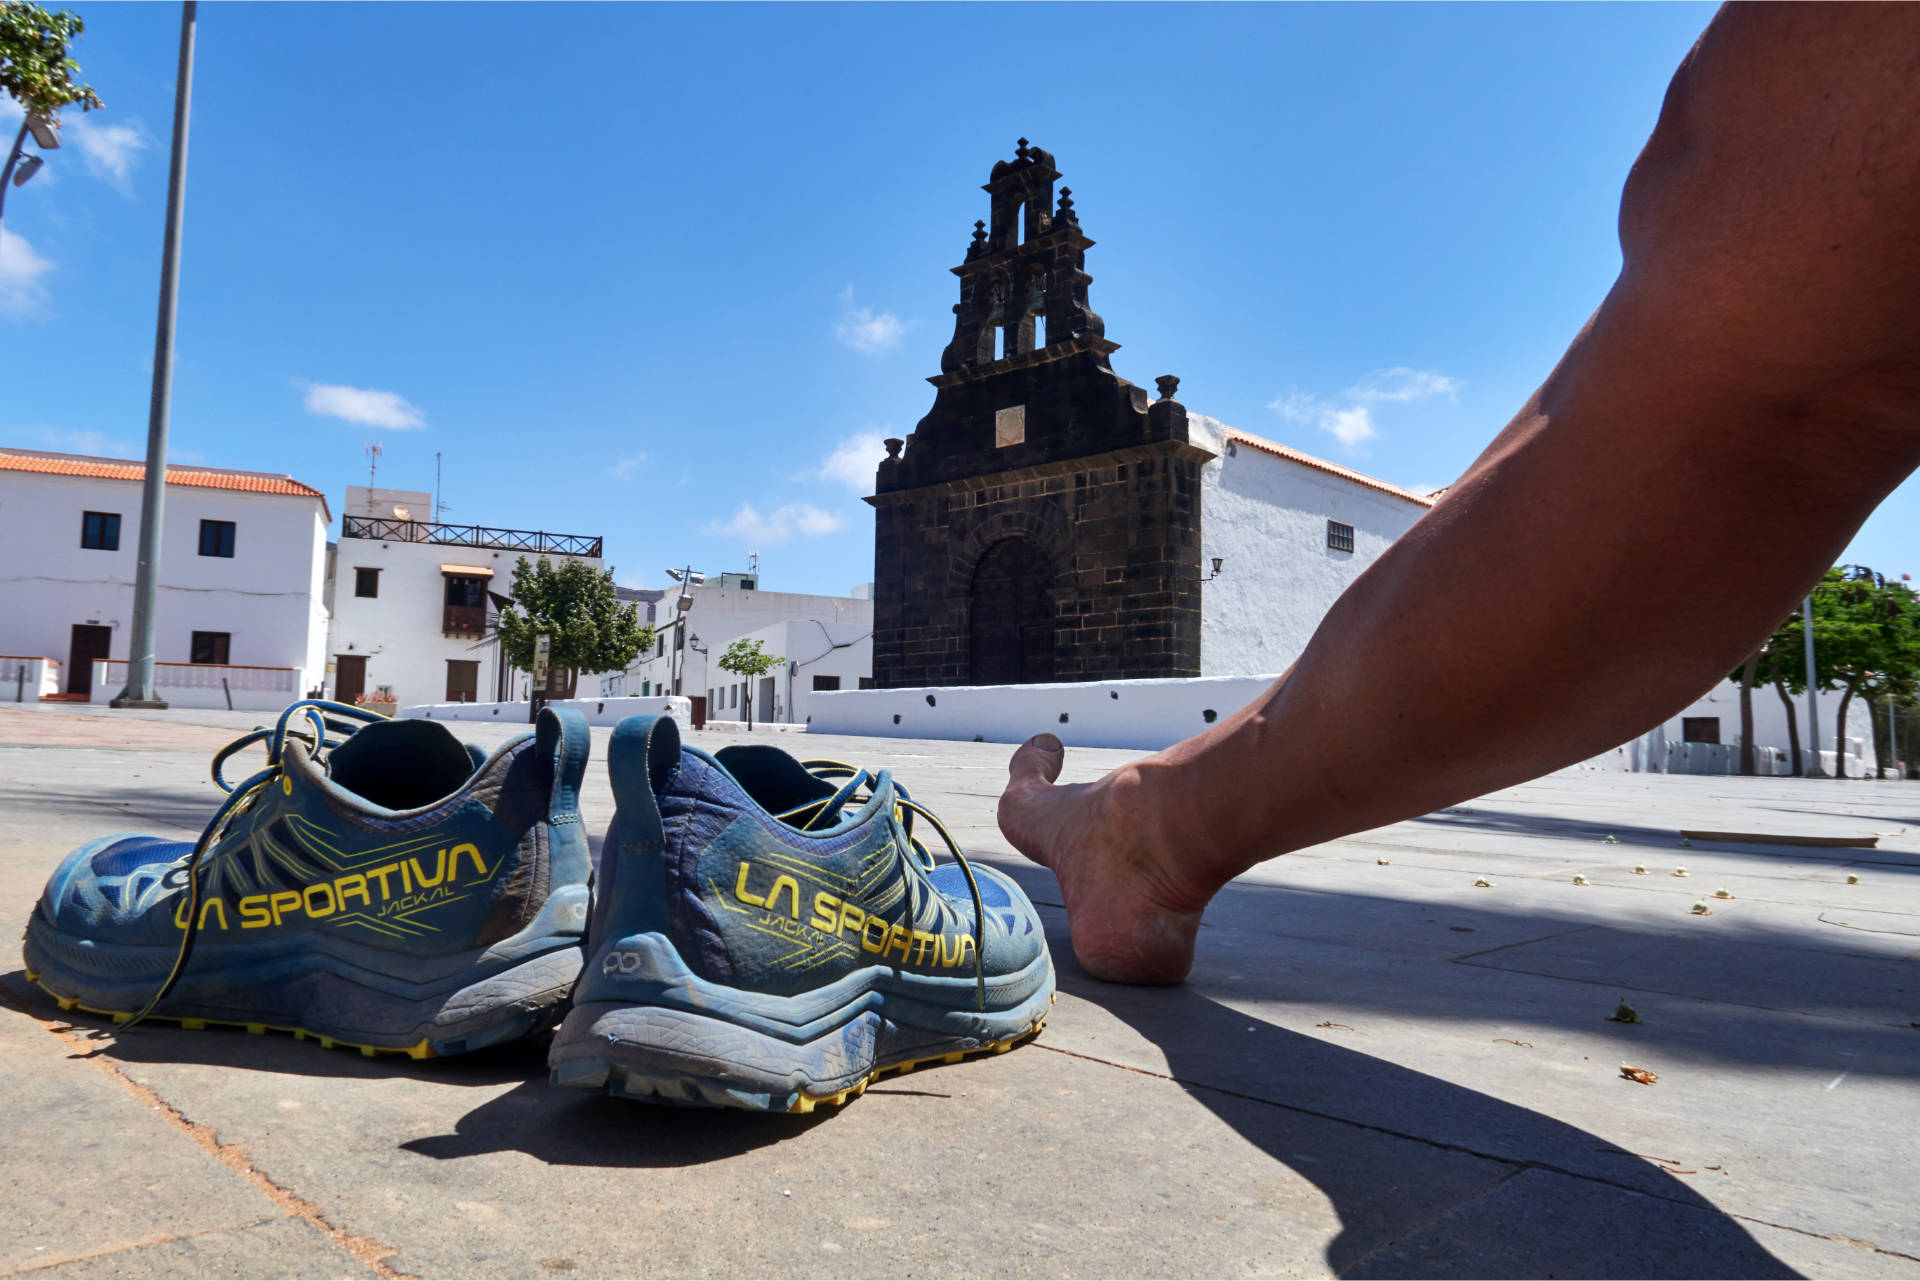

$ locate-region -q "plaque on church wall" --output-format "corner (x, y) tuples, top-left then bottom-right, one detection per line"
(995, 404), (1026, 449)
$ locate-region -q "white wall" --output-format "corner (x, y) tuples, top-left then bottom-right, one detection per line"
(1634, 682), (1880, 775)
(702, 618), (872, 725)
(611, 584), (874, 704)
(323, 530), (601, 710)
(0, 468), (329, 695)
(1195, 415), (1431, 677)
(809, 674), (1279, 750)
(402, 694), (692, 728)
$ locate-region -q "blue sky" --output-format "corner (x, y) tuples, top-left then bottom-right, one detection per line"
(4, 2), (1913, 594)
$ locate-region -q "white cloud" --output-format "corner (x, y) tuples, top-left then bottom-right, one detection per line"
(0, 228), (54, 316)
(1349, 367), (1463, 404)
(1268, 366), (1458, 453)
(613, 453), (648, 480)
(816, 431), (888, 491)
(68, 117), (151, 193)
(834, 285), (908, 355)
(707, 501), (847, 545)
(1321, 405), (1377, 448)
(296, 379), (427, 430)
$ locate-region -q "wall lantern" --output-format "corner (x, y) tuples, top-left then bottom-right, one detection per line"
(1203, 557), (1225, 582)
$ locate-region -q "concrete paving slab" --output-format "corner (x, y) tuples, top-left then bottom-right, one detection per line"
(10, 1217), (376, 1281)
(2, 701), (1917, 1277)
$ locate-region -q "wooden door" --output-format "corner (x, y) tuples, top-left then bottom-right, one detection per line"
(334, 654), (367, 704)
(67, 625), (112, 696)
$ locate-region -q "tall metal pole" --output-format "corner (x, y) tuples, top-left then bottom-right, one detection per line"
(0, 118), (32, 232)
(1800, 595), (1825, 777)
(114, 2), (196, 709)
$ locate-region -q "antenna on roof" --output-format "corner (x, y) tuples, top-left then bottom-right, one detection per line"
(747, 550), (759, 574)
(366, 442), (382, 490)
(434, 450), (450, 522)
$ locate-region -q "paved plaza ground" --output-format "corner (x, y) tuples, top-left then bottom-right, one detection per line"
(0, 701), (1916, 1279)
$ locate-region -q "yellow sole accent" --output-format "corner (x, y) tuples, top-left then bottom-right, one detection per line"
(24, 973), (439, 1061)
(785, 1016), (1047, 1115)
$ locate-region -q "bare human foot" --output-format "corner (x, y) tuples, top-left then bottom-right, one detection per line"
(996, 733), (1215, 984)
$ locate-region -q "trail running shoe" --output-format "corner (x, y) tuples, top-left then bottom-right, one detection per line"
(548, 713), (1055, 1112)
(23, 700), (592, 1058)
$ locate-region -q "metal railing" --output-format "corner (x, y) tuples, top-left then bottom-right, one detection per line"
(340, 516), (602, 558)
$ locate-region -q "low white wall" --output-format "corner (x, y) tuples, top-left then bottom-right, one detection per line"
(807, 675), (1280, 750)
(403, 695), (692, 728)
(88, 660), (308, 712)
(0, 656), (62, 700)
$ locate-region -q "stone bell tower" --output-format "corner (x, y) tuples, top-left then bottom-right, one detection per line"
(868, 140), (1215, 688)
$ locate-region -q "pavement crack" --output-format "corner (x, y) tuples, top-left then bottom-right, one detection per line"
(0, 987), (415, 1280)
(1722, 1214), (1920, 1264)
(1446, 924), (1597, 963)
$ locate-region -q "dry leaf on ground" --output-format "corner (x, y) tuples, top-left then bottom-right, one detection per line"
(1620, 1063), (1659, 1085)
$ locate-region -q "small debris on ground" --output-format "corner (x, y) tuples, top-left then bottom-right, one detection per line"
(1713, 887), (1735, 899)
(1632, 864), (1648, 875)
(1494, 1037), (1534, 1047)
(1672, 866), (1689, 877)
(1620, 1063), (1659, 1085)
(1572, 874), (1590, 885)
(1847, 873), (1861, 885)
(1679, 837), (1693, 848)
(1473, 876), (1493, 887)
(1315, 1021), (1355, 1031)
(1691, 900), (1714, 915)
(1376, 857), (1390, 865)
(1602, 834), (1619, 844)
(1608, 1001), (1642, 1024)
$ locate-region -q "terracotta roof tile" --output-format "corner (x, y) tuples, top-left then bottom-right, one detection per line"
(0, 448), (331, 520)
(1220, 428), (1436, 507)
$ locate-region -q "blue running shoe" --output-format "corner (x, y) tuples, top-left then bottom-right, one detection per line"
(548, 714), (1055, 1112)
(23, 700), (593, 1058)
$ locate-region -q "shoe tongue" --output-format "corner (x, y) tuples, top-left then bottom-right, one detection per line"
(713, 744), (843, 826)
(325, 717), (476, 810)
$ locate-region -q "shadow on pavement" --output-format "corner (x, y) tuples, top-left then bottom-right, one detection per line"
(1406, 807), (1920, 869)
(1054, 955), (1801, 1279)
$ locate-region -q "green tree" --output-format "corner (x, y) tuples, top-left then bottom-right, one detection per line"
(717, 637), (783, 730)
(1, 3), (104, 214)
(1735, 619), (1808, 777)
(1, 3), (102, 117)
(496, 556), (651, 702)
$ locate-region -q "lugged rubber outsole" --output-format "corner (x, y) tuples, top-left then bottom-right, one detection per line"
(22, 948), (579, 1060)
(554, 1008), (1052, 1113)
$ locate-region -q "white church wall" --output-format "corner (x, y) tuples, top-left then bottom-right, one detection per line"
(1194, 418), (1431, 677)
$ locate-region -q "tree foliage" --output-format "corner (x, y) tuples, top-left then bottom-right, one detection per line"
(717, 637), (783, 729)
(496, 557), (651, 696)
(1733, 567), (1920, 777)
(1, 3), (103, 120)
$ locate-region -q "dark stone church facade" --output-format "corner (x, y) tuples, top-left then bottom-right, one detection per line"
(869, 142), (1218, 688)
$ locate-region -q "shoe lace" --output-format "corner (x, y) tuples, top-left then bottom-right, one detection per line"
(772, 758), (989, 1013)
(120, 699), (390, 1030)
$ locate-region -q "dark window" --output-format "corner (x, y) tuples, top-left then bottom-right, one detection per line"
(190, 631), (231, 664)
(812, 675), (842, 692)
(198, 520), (236, 558)
(858, 677), (875, 690)
(80, 511), (121, 551)
(1327, 520), (1355, 553)
(1683, 717), (1722, 744)
(354, 567), (380, 598)
(444, 575), (487, 608)
(657, 635), (665, 658)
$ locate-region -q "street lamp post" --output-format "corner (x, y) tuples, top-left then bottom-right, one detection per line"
(113, 1), (198, 709)
(0, 109), (61, 233)
(664, 566), (705, 695)
(1799, 595), (1825, 778)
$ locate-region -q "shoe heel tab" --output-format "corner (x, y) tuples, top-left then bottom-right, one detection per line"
(535, 706), (592, 825)
(612, 714), (681, 797)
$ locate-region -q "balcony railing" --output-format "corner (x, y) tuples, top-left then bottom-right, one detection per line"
(443, 605), (487, 638)
(341, 516), (602, 558)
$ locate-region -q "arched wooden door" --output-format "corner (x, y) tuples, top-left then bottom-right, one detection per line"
(969, 536), (1056, 685)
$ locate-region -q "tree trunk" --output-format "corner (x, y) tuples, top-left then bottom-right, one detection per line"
(745, 687), (753, 731)
(1775, 678), (1802, 776)
(1738, 651), (1759, 775)
(1834, 685), (1854, 780)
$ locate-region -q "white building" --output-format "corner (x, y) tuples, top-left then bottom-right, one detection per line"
(608, 578), (873, 723)
(322, 487), (606, 709)
(1190, 414), (1434, 676)
(0, 447), (329, 708)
